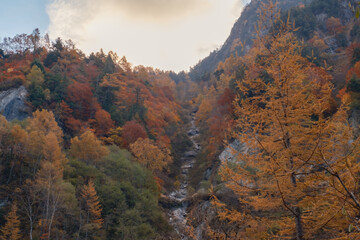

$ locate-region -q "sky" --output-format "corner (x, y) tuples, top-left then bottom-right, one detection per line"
(0, 0), (249, 72)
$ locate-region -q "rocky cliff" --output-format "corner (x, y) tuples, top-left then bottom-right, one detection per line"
(189, 0), (304, 80)
(189, 0), (358, 81)
(0, 86), (29, 121)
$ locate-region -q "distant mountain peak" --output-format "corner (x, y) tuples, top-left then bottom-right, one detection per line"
(189, 0), (309, 80)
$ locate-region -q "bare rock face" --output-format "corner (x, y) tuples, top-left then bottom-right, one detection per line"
(189, 0), (303, 80)
(0, 86), (29, 121)
(219, 139), (250, 163)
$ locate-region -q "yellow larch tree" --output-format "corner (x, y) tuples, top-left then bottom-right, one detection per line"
(70, 131), (109, 166)
(80, 180), (104, 240)
(27, 109), (63, 142)
(34, 133), (67, 240)
(129, 138), (172, 172)
(0, 202), (22, 240)
(214, 2), (360, 240)
(26, 109), (64, 176)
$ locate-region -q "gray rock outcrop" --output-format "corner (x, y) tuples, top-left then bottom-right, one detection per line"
(0, 86), (29, 121)
(219, 139), (250, 163)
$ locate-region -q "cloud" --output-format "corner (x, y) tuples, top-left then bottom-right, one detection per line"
(46, 0), (97, 42)
(46, 0), (246, 72)
(46, 0), (210, 43)
(47, 0), (208, 25)
(109, 0), (209, 21)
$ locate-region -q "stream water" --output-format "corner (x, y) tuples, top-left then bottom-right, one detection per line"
(168, 112), (200, 239)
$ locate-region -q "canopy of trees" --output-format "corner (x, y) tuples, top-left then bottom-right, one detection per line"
(0, 30), (183, 239)
(0, 0), (360, 239)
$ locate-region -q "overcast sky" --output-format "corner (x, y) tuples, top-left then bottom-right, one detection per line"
(1, 0), (249, 72)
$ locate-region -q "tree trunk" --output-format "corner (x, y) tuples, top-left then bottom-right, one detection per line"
(295, 207), (304, 240)
(77, 210), (82, 240)
(285, 131), (304, 240)
(29, 218), (33, 240)
(85, 211), (89, 240)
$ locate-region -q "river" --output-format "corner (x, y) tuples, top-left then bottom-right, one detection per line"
(168, 111), (200, 239)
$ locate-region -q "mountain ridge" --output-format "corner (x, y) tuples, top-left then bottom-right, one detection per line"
(189, 0), (356, 81)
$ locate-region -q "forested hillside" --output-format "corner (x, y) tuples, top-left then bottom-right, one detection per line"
(185, 0), (360, 239)
(0, 29), (197, 239)
(189, 0), (357, 81)
(0, 0), (359, 239)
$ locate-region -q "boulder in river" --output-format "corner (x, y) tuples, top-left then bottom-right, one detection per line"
(184, 151), (197, 158)
(204, 168), (212, 180)
(188, 128), (199, 136)
(159, 194), (182, 209)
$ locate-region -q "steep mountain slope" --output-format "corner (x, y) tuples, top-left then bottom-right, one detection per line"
(189, 0), (304, 80)
(189, 0), (357, 81)
(184, 0), (360, 238)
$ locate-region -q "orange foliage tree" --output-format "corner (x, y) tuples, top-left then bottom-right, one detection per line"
(129, 138), (172, 173)
(326, 17), (344, 35)
(70, 131), (108, 166)
(121, 120), (147, 147)
(59, 100), (82, 135)
(27, 109), (63, 142)
(0, 202), (22, 240)
(214, 4), (360, 240)
(34, 132), (67, 240)
(80, 180), (104, 240)
(93, 109), (114, 136)
(66, 82), (96, 121)
(25, 110), (63, 177)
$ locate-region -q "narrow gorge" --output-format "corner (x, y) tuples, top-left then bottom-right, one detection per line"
(167, 111), (200, 239)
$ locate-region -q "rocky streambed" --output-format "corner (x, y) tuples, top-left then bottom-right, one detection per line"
(167, 112), (200, 239)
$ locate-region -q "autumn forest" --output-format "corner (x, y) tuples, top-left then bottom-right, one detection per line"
(1, 0), (360, 239)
